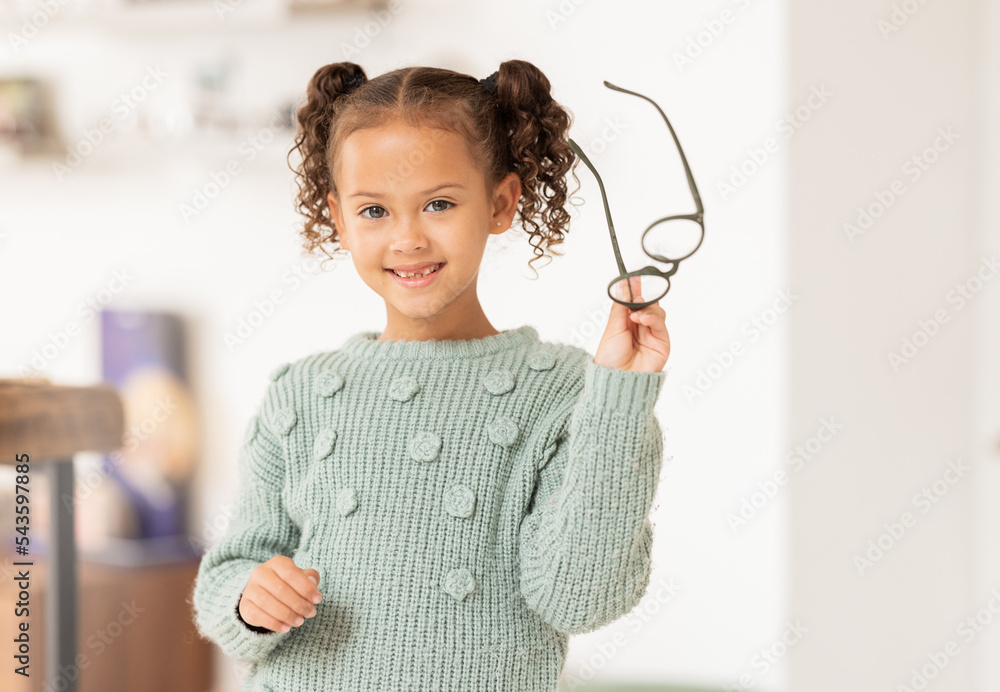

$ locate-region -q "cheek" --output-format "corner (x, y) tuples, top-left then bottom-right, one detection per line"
(345, 235), (382, 269)
(452, 233), (490, 263)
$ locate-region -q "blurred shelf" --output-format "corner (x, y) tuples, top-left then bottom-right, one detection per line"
(0, 0), (389, 33)
(1, 127), (301, 180)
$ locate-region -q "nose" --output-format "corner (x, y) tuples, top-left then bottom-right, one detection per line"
(388, 214), (430, 253)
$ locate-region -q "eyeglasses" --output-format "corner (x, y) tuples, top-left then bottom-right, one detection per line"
(569, 80), (705, 310)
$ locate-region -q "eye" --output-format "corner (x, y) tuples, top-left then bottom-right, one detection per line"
(359, 205), (387, 220)
(426, 199), (454, 213)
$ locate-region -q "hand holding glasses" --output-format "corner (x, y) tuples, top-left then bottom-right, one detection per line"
(569, 80), (705, 310)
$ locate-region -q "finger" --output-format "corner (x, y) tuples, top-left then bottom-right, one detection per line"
(273, 555), (322, 604)
(287, 565), (322, 604)
(240, 587), (292, 632)
(629, 302), (660, 320)
(275, 559), (321, 612)
(629, 275), (643, 301)
(635, 310), (670, 343)
(240, 594), (290, 633)
(303, 569), (322, 601)
(606, 282), (635, 329)
(611, 279), (644, 321)
(247, 585), (311, 630)
(628, 295), (662, 321)
(263, 564), (321, 618)
(616, 276), (644, 305)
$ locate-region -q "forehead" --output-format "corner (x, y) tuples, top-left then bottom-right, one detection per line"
(339, 123), (481, 194)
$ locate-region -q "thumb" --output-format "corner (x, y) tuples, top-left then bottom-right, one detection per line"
(305, 569), (319, 587)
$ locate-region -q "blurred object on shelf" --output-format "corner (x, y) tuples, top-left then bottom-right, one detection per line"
(288, 0), (387, 14)
(0, 77), (62, 157)
(144, 98), (196, 139)
(192, 53), (240, 133)
(90, 310), (200, 547)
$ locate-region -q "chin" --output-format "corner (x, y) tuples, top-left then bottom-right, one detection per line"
(391, 301), (450, 320)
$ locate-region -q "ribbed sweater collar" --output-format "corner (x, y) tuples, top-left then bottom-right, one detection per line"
(341, 325), (539, 361)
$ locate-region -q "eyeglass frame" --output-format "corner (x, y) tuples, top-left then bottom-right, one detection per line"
(568, 80), (705, 310)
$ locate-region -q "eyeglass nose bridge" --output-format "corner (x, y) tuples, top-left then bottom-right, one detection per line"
(640, 212), (706, 265)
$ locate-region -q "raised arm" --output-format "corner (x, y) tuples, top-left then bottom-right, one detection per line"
(518, 358), (666, 634)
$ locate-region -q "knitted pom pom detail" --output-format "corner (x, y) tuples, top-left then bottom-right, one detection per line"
(243, 416), (258, 446)
(483, 369), (515, 395)
(272, 406), (297, 436)
(486, 416), (519, 448)
(315, 370), (345, 397)
(313, 428), (337, 460)
(388, 375), (421, 402)
(527, 351), (556, 371)
(443, 567), (475, 601)
(337, 487), (358, 516)
(443, 484), (476, 519)
(409, 431), (442, 462)
(269, 362), (290, 381)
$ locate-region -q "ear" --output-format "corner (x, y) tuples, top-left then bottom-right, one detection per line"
(491, 172), (521, 233)
(328, 192), (349, 250)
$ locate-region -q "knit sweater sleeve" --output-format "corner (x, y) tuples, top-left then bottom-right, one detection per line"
(191, 379), (300, 662)
(518, 357), (666, 635)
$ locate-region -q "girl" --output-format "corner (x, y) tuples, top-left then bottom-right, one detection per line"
(191, 58), (670, 692)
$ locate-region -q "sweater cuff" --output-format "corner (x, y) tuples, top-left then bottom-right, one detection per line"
(583, 359), (666, 413)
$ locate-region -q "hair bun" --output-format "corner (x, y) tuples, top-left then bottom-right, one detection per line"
(312, 62), (367, 101)
(343, 72), (366, 94)
(479, 70), (499, 95)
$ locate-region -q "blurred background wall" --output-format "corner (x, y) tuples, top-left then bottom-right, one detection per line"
(788, 0), (1000, 691)
(0, 0), (995, 691)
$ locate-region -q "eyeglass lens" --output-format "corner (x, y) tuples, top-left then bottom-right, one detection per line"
(610, 274), (670, 306)
(643, 217), (703, 264)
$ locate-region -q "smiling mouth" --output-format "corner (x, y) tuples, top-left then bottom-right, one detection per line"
(385, 262), (445, 279)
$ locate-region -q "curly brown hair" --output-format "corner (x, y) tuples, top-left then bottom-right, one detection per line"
(285, 59), (581, 278)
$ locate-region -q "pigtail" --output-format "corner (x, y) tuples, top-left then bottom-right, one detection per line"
(491, 60), (579, 278)
(287, 61), (368, 266)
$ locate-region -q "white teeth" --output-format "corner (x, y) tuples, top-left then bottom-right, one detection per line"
(392, 263), (441, 279)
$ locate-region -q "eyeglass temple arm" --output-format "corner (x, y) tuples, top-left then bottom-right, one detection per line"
(603, 80), (704, 218)
(568, 138), (630, 278)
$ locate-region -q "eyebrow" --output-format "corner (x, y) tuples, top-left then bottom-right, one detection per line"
(348, 183), (465, 199)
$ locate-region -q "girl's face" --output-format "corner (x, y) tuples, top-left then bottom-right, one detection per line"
(328, 121), (520, 338)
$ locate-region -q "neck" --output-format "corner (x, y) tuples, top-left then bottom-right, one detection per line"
(377, 299), (499, 343)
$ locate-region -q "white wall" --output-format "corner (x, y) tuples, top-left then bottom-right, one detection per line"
(788, 0), (997, 691)
(975, 3), (1000, 689)
(0, 1), (787, 690)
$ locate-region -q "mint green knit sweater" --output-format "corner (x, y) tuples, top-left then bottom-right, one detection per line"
(192, 325), (666, 692)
